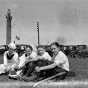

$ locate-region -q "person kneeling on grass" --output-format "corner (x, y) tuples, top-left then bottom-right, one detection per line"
(9, 45), (37, 78)
(0, 42), (19, 75)
(35, 42), (69, 80)
(20, 46), (52, 81)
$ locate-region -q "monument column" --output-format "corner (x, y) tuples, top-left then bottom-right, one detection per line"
(6, 9), (12, 44)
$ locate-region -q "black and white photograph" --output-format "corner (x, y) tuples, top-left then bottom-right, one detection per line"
(0, 0), (88, 88)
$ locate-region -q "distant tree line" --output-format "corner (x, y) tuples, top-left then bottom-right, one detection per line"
(0, 44), (88, 58)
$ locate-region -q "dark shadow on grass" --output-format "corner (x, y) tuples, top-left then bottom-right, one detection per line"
(67, 71), (76, 77)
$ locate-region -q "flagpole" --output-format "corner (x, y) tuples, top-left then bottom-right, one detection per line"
(37, 21), (40, 45)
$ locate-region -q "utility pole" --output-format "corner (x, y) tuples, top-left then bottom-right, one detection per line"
(6, 9), (12, 44)
(37, 21), (40, 45)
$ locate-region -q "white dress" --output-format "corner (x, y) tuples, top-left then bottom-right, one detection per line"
(0, 51), (19, 74)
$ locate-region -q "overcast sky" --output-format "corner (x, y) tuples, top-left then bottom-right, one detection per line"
(0, 0), (88, 45)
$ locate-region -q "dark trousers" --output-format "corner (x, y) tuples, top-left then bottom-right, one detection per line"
(22, 61), (36, 76)
(38, 67), (68, 80)
(22, 62), (68, 80)
(22, 60), (53, 77)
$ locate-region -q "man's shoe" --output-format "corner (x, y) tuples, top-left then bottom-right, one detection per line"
(8, 74), (18, 80)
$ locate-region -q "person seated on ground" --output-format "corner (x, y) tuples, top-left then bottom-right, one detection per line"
(36, 46), (52, 61)
(20, 46), (52, 81)
(0, 42), (19, 75)
(35, 42), (69, 80)
(23, 46), (52, 62)
(9, 45), (37, 78)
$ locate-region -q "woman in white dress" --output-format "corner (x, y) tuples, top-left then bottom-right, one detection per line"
(0, 42), (19, 74)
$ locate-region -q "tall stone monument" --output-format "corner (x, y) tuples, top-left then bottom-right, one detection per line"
(6, 9), (12, 44)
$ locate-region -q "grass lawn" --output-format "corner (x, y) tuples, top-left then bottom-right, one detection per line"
(68, 56), (88, 80)
(0, 54), (88, 87)
(0, 54), (88, 81)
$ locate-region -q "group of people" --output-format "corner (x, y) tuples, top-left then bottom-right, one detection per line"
(0, 41), (69, 81)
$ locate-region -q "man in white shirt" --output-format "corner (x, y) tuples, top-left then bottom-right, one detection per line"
(18, 46), (37, 76)
(18, 46), (37, 69)
(35, 42), (69, 80)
